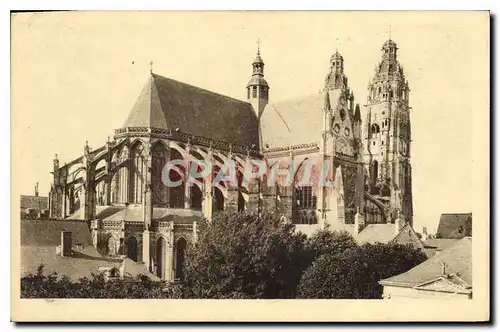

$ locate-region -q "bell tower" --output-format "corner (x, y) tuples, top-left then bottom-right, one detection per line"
(246, 40), (269, 120)
(363, 39), (413, 224)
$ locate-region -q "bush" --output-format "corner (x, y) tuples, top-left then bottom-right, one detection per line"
(183, 211), (309, 299)
(21, 265), (185, 299)
(297, 243), (427, 299)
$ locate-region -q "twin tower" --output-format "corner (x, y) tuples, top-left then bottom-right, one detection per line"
(247, 39), (413, 224)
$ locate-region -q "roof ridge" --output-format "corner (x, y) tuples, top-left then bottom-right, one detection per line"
(151, 73), (250, 106)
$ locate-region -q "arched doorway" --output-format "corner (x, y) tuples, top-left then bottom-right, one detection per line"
(156, 237), (166, 279)
(175, 237), (187, 280)
(127, 236), (138, 262)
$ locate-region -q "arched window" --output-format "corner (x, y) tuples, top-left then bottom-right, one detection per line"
(238, 191), (245, 212)
(339, 109), (346, 121)
(190, 184), (202, 210)
(296, 186), (316, 209)
(213, 187), (224, 212)
(175, 238), (187, 280)
(370, 160), (379, 186)
(252, 86), (257, 98)
(156, 237), (166, 279)
(126, 236), (138, 262)
(371, 124), (380, 134)
(168, 149), (185, 208)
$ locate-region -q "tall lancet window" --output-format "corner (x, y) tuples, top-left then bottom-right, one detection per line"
(131, 143), (146, 204)
(152, 143), (167, 205)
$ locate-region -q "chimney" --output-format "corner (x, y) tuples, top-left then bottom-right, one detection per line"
(35, 182), (39, 197)
(441, 262), (447, 276)
(422, 226), (428, 241)
(60, 230), (72, 257)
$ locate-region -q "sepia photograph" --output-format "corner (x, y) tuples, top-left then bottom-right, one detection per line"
(10, 11), (489, 322)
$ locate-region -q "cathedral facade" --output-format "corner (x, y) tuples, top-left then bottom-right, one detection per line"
(48, 39), (414, 280)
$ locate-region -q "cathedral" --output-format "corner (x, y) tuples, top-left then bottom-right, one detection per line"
(47, 38), (414, 280)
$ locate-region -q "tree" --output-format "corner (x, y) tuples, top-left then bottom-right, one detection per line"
(306, 228), (358, 260)
(297, 243), (427, 299)
(183, 211), (309, 299)
(21, 265), (185, 299)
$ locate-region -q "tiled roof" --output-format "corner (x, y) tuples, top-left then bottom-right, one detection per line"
(380, 237), (472, 288)
(422, 238), (460, 258)
(424, 238), (460, 251)
(122, 73), (260, 148)
(20, 195), (48, 211)
(21, 245), (158, 281)
(93, 205), (202, 223)
(356, 223), (396, 244)
(436, 213), (472, 239)
(260, 90), (341, 149)
(21, 219), (92, 247)
(21, 219), (158, 281)
(356, 223), (424, 251)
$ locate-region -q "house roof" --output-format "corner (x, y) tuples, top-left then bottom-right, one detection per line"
(260, 90), (341, 149)
(379, 237), (472, 288)
(21, 219), (92, 247)
(21, 219), (158, 281)
(356, 223), (424, 250)
(424, 238), (460, 251)
(20, 195), (48, 211)
(436, 213), (472, 239)
(122, 73), (260, 148)
(356, 223), (396, 244)
(21, 245), (158, 282)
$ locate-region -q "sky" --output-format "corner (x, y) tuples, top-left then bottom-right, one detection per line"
(11, 11), (489, 233)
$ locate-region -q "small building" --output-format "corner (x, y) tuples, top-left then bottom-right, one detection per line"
(379, 237), (472, 299)
(421, 213), (472, 257)
(21, 219), (157, 281)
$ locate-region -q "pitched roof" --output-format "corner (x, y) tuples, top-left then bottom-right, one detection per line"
(21, 245), (158, 282)
(356, 223), (396, 244)
(356, 223), (424, 250)
(90, 205), (202, 223)
(122, 73), (260, 148)
(260, 90), (341, 149)
(21, 219), (92, 247)
(424, 238), (460, 251)
(20, 195), (48, 211)
(380, 237), (472, 288)
(436, 213), (472, 239)
(21, 219), (158, 281)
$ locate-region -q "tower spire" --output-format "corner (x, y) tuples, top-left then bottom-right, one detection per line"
(246, 40), (269, 120)
(149, 61), (153, 74)
(388, 24), (392, 40)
